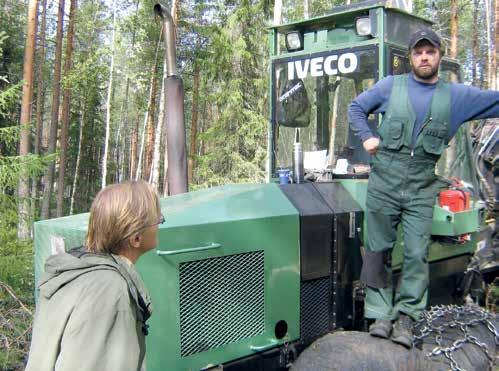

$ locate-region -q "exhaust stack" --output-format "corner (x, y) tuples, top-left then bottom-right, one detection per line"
(154, 4), (188, 194)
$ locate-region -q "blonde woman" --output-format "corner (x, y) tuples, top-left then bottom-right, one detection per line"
(26, 180), (163, 371)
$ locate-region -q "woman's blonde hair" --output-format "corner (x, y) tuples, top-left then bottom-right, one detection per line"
(86, 180), (161, 254)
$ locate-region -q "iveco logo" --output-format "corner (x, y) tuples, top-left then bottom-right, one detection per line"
(287, 52), (358, 80)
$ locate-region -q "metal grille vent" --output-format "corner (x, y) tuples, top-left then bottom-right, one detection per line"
(300, 277), (331, 344)
(179, 251), (265, 357)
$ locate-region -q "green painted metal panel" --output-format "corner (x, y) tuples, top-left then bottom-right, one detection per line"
(33, 213), (89, 296)
(269, 39), (379, 61)
(378, 7), (386, 78)
(137, 183), (300, 370)
(431, 205), (480, 236)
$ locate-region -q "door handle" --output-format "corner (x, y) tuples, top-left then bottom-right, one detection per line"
(250, 339), (278, 352)
(156, 243), (221, 256)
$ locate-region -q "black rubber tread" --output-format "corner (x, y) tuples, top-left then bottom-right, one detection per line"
(290, 331), (446, 371)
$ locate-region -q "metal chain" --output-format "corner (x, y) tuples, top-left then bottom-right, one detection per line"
(413, 305), (497, 371)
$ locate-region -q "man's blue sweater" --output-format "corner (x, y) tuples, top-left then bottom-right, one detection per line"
(348, 73), (499, 145)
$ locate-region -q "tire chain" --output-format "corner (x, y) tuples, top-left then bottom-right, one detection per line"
(412, 305), (498, 371)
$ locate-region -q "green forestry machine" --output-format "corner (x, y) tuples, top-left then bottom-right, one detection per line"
(34, 1), (497, 370)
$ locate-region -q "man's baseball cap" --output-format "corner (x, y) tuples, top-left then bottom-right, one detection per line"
(408, 28), (441, 50)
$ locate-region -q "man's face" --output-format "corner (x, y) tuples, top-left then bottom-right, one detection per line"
(409, 41), (441, 81)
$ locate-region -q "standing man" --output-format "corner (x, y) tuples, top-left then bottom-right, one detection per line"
(348, 28), (499, 348)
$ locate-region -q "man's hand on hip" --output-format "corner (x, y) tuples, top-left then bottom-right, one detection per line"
(363, 137), (380, 155)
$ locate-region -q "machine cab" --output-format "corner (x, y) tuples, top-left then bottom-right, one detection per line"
(267, 2), (467, 184)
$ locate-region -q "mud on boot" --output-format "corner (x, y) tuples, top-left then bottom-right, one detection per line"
(369, 319), (392, 339)
(391, 314), (414, 348)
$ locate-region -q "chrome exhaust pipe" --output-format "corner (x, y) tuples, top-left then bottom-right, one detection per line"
(154, 3), (188, 194)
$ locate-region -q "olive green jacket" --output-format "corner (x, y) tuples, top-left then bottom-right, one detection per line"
(26, 248), (152, 371)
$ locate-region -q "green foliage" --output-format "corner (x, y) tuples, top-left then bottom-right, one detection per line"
(0, 82), (21, 117)
(0, 32), (38, 369)
(192, 0), (270, 187)
(0, 193), (34, 301)
(0, 36), (43, 303)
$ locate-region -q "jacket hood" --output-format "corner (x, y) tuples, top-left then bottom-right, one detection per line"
(39, 247), (152, 318)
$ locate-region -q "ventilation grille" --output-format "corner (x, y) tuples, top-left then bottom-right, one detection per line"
(300, 277), (331, 344)
(179, 251), (265, 357)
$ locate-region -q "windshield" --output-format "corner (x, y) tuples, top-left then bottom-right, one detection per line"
(271, 47), (378, 175)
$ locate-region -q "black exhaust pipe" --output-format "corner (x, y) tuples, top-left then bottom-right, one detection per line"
(154, 4), (188, 194)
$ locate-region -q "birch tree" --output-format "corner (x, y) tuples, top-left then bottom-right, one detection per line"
(150, 62), (165, 188)
(471, 0), (479, 85)
(188, 60), (200, 183)
(102, 0), (116, 189)
(70, 102), (85, 215)
(136, 34), (161, 180)
(484, 0), (495, 88)
(495, 0), (498, 89)
(274, 0), (282, 25)
(144, 64), (158, 181)
(445, 0), (459, 173)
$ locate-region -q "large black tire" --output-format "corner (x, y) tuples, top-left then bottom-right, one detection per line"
(291, 308), (497, 371)
(290, 331), (445, 371)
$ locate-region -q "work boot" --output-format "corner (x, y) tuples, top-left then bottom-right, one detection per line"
(369, 319), (392, 339)
(391, 314), (414, 348)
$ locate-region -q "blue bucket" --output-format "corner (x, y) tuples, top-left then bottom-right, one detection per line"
(277, 168), (291, 185)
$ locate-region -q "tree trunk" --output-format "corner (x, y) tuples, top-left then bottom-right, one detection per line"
(136, 68), (155, 181)
(136, 34), (161, 181)
(102, 0), (116, 189)
(150, 62), (166, 188)
(41, 0), (64, 220)
(69, 101), (85, 215)
(471, 0), (479, 85)
(188, 61), (200, 183)
(446, 0), (459, 175)
(121, 0), (139, 181)
(56, 0), (77, 217)
(274, 0), (282, 25)
(493, 0), (498, 89)
(130, 114), (139, 180)
(484, 0), (493, 88)
(30, 0), (47, 223)
(114, 77), (130, 183)
(328, 80), (340, 167)
(34, 0), (47, 158)
(303, 0), (309, 19)
(171, 0), (180, 26)
(144, 67), (158, 181)
(449, 0), (458, 59)
(18, 0), (38, 239)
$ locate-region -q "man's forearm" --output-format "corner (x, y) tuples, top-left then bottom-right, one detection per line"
(348, 100), (377, 141)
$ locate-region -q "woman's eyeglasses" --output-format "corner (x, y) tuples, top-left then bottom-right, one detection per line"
(156, 214), (166, 226)
(120, 214), (165, 243)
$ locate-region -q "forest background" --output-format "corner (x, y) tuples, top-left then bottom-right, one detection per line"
(0, 0), (497, 368)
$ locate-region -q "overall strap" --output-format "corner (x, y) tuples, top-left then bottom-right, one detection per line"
(429, 80), (452, 143)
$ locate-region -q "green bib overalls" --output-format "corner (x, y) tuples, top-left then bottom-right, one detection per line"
(361, 74), (451, 321)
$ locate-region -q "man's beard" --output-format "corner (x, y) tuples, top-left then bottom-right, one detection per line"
(413, 64), (439, 81)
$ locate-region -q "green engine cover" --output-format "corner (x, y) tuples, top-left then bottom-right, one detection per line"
(139, 183), (300, 370)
